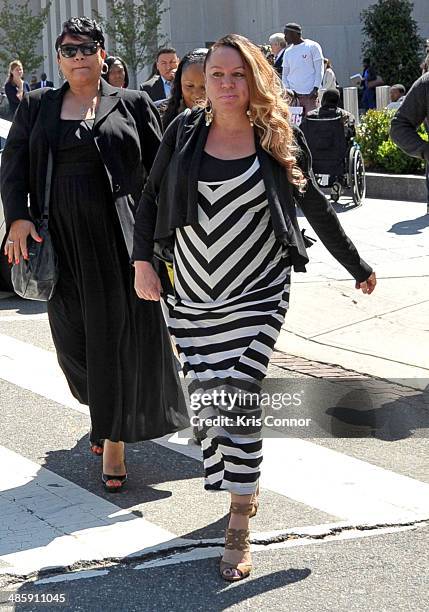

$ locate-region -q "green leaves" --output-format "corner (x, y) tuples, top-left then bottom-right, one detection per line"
(361, 0), (423, 90)
(94, 0), (168, 88)
(356, 109), (426, 173)
(0, 0), (51, 75)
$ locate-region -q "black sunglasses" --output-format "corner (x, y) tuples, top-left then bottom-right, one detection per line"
(59, 42), (100, 58)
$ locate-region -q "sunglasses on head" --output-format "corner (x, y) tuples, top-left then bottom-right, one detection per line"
(59, 42), (100, 58)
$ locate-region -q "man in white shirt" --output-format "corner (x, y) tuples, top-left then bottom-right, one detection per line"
(386, 84), (406, 110)
(282, 22), (324, 115)
(269, 33), (286, 78)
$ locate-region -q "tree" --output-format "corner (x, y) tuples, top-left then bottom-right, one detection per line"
(0, 0), (51, 76)
(95, 0), (168, 89)
(361, 0), (423, 90)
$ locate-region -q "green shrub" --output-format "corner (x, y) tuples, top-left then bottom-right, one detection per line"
(356, 109), (426, 174)
(361, 0), (422, 90)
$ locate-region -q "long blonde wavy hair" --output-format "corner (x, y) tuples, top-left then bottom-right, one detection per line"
(203, 34), (306, 188)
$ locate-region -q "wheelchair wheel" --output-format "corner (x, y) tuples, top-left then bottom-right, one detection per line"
(349, 147), (366, 206)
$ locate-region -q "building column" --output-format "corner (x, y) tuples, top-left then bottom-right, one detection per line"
(82, 0), (92, 18)
(97, 0), (110, 51)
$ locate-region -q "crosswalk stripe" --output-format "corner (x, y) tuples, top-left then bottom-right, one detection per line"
(0, 445), (187, 577)
(1, 331), (428, 549)
(156, 432), (429, 523)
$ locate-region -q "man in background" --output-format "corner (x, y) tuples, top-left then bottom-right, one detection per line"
(282, 22), (324, 115)
(306, 89), (356, 139)
(33, 72), (53, 89)
(140, 47), (179, 103)
(386, 84), (406, 110)
(269, 32), (286, 78)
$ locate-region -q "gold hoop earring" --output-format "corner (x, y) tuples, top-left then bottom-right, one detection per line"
(246, 109), (254, 127)
(205, 101), (214, 126)
(101, 62), (109, 75)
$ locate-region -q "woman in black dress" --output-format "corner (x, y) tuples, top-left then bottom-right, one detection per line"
(1, 17), (187, 492)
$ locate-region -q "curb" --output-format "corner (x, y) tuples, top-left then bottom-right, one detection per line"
(270, 351), (423, 398)
(366, 172), (427, 203)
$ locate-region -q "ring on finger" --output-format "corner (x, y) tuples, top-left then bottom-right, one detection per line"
(7, 240), (14, 245)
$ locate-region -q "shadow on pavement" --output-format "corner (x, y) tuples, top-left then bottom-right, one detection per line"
(387, 214), (429, 235)
(0, 294), (47, 314)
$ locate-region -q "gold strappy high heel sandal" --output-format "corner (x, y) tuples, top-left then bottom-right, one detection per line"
(249, 483), (259, 518)
(220, 501), (255, 582)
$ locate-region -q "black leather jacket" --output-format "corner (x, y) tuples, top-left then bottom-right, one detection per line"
(132, 108), (372, 282)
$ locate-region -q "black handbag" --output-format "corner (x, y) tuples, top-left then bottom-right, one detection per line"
(11, 150), (59, 301)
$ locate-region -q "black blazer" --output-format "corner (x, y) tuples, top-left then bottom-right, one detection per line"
(140, 75), (167, 102)
(274, 49), (285, 78)
(1, 79), (162, 257)
(34, 80), (54, 89)
(132, 109), (372, 282)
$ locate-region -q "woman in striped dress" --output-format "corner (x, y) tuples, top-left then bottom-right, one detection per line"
(133, 35), (376, 582)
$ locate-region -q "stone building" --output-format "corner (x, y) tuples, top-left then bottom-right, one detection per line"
(4, 0), (429, 88)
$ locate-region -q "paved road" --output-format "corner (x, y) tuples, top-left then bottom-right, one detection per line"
(0, 198), (427, 611)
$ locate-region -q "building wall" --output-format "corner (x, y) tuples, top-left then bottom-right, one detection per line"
(167, 0), (429, 86)
(5, 0), (429, 88)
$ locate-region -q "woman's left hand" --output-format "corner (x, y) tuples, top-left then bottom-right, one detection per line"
(355, 271), (376, 295)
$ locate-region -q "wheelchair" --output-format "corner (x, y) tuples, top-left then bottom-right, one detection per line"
(300, 115), (366, 206)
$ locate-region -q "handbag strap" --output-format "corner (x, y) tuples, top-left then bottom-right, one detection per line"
(42, 149), (53, 220)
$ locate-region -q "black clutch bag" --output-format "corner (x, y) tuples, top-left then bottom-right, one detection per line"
(11, 150), (58, 301)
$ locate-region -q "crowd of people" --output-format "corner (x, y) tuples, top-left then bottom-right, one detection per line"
(6, 12), (429, 585)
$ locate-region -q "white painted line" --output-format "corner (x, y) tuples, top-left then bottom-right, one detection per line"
(0, 334), (88, 414)
(34, 569), (109, 585)
(0, 314), (48, 322)
(134, 522), (418, 571)
(0, 446), (189, 577)
(156, 432), (429, 524)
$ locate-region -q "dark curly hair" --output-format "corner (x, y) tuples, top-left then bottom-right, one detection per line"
(162, 49), (207, 129)
(102, 56), (129, 88)
(55, 17), (105, 51)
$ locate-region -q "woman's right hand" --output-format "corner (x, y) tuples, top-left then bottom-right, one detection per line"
(134, 261), (162, 301)
(4, 220), (42, 264)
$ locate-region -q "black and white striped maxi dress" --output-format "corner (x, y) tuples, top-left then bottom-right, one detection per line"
(162, 152), (291, 494)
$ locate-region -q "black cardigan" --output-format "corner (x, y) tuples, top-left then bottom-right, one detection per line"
(132, 109), (372, 282)
(1, 80), (162, 256)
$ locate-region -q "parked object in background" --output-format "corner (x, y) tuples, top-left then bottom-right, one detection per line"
(376, 85), (391, 110)
(301, 111), (365, 206)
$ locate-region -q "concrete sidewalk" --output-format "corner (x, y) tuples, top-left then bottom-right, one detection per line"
(276, 197), (429, 390)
